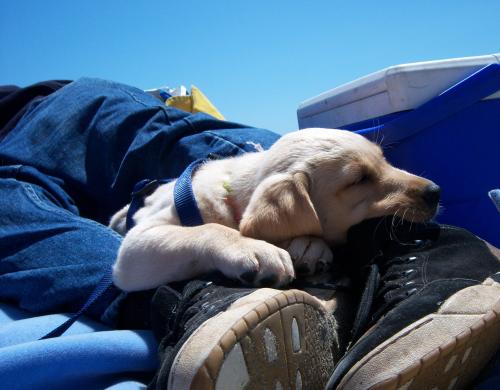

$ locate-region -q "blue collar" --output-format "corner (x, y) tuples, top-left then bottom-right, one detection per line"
(126, 159), (206, 231)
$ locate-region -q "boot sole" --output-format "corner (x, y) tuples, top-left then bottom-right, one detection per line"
(338, 277), (500, 390)
(168, 288), (338, 390)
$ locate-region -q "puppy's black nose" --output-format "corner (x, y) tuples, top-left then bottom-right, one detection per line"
(422, 184), (441, 208)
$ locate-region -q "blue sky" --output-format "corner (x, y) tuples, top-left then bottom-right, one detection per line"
(1, 1), (499, 134)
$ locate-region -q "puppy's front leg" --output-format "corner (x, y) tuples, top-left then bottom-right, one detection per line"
(112, 222), (295, 291)
(282, 236), (333, 276)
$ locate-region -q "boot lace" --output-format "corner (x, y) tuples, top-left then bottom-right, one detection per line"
(348, 221), (439, 344)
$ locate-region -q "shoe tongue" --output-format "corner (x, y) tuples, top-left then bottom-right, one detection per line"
(150, 285), (183, 342)
(350, 264), (380, 342)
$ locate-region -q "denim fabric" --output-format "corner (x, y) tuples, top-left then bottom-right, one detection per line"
(0, 78), (280, 325)
(0, 80), (70, 141)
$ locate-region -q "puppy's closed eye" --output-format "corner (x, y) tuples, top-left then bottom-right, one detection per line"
(349, 172), (373, 187)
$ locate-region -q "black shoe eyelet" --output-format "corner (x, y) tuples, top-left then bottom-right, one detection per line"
(406, 288), (418, 296)
(406, 256), (418, 262)
(200, 301), (210, 309)
(414, 239), (433, 250)
(197, 293), (207, 302)
(403, 269), (416, 277)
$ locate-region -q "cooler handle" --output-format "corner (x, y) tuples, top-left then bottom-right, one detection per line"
(356, 63), (500, 144)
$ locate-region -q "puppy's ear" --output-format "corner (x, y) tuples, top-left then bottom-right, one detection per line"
(239, 172), (322, 242)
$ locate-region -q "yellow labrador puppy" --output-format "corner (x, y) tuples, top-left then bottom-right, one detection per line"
(110, 128), (440, 291)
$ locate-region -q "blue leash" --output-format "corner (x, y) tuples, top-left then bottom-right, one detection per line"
(40, 159), (206, 339)
(40, 272), (114, 339)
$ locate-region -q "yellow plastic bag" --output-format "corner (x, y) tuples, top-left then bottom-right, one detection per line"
(166, 85), (224, 120)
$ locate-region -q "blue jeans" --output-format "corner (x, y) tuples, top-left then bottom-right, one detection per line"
(0, 78), (280, 325)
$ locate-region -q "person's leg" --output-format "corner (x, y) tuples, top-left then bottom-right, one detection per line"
(0, 77), (279, 225)
(0, 77), (280, 325)
(0, 165), (123, 324)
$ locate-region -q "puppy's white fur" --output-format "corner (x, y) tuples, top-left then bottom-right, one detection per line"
(110, 128), (437, 291)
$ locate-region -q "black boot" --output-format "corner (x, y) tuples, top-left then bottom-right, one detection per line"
(326, 217), (500, 390)
(149, 277), (341, 389)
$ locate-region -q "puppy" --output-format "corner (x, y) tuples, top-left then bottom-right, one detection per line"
(110, 128), (440, 291)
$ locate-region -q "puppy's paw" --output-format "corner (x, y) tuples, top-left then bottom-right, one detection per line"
(213, 237), (295, 287)
(285, 236), (333, 276)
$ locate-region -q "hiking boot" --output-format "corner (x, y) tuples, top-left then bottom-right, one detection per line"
(326, 217), (500, 390)
(149, 278), (342, 390)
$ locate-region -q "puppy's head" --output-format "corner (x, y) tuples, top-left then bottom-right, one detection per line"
(240, 128), (440, 244)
